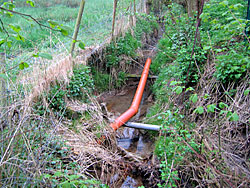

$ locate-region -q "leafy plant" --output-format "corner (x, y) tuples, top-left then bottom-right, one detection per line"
(48, 84), (67, 114)
(214, 51), (250, 83)
(67, 65), (94, 101)
(43, 172), (106, 188)
(155, 110), (198, 187)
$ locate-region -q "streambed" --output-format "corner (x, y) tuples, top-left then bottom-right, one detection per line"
(99, 84), (156, 187)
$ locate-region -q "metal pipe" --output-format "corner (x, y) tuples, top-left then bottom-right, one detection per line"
(110, 58), (152, 131)
(125, 122), (160, 131)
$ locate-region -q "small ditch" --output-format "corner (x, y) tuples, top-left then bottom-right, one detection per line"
(97, 75), (158, 187)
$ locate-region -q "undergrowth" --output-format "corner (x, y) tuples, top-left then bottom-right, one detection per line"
(92, 13), (159, 91)
(35, 65), (94, 117)
(147, 0), (250, 187)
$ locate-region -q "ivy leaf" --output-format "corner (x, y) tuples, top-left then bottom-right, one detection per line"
(194, 106), (204, 114)
(39, 53), (53, 60)
(26, 1), (35, 7)
(78, 41), (85, 50)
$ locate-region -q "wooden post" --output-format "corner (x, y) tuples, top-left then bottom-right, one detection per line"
(70, 0), (85, 57)
(134, 0), (136, 15)
(0, 53), (6, 116)
(111, 0), (118, 40)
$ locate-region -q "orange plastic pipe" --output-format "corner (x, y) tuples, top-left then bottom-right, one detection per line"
(110, 58), (152, 131)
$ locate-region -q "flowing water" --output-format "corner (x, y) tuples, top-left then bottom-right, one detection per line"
(101, 84), (155, 187)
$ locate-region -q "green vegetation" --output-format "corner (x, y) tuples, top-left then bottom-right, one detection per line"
(0, 0), (114, 53)
(92, 13), (158, 91)
(147, 0), (250, 187)
(36, 65), (94, 117)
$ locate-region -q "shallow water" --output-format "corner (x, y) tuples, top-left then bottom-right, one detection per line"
(103, 86), (154, 187)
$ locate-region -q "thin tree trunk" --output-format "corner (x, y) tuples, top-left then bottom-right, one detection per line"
(111, 0), (118, 40)
(70, 0), (85, 57)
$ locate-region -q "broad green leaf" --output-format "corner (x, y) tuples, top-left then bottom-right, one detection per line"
(32, 53), (39, 57)
(26, 0), (35, 7)
(194, 106), (204, 114)
(203, 94), (210, 99)
(15, 34), (25, 42)
(43, 174), (51, 179)
(244, 89), (250, 96)
(68, 174), (80, 180)
(60, 182), (71, 188)
(219, 102), (228, 109)
(23, 62), (29, 68)
(39, 53), (53, 60)
(53, 171), (62, 178)
(7, 41), (12, 48)
(190, 94), (198, 103)
(203, 46), (211, 50)
(19, 62), (29, 70)
(174, 86), (183, 95)
(207, 104), (217, 113)
(60, 28), (68, 36)
(78, 41), (85, 50)
(220, 0), (228, 7)
(10, 25), (21, 33)
(229, 112), (239, 122)
(170, 80), (182, 86)
(59, 25), (71, 36)
(186, 87), (194, 91)
(19, 62), (25, 70)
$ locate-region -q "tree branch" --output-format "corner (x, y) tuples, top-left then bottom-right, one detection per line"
(0, 18), (9, 37)
(0, 7), (59, 32)
(185, 0), (205, 84)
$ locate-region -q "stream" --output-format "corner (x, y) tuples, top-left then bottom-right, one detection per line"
(100, 83), (155, 187)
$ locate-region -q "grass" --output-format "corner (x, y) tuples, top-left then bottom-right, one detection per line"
(1, 0), (114, 54)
